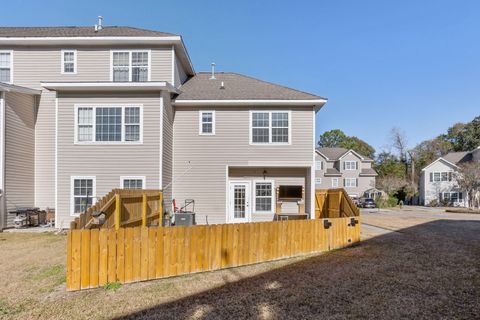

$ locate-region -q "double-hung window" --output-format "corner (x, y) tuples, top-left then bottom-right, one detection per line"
(112, 50), (150, 82)
(75, 105), (142, 143)
(121, 176), (145, 189)
(315, 161), (323, 171)
(332, 178), (339, 188)
(61, 50), (76, 74)
(199, 111), (215, 135)
(251, 111), (290, 144)
(344, 178), (358, 188)
(71, 177), (95, 215)
(344, 161), (357, 170)
(254, 181), (274, 213)
(0, 51), (12, 83)
(315, 178), (322, 185)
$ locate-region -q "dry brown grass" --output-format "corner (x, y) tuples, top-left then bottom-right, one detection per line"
(1, 213), (480, 319)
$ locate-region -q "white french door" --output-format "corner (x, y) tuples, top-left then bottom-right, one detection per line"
(229, 182), (251, 223)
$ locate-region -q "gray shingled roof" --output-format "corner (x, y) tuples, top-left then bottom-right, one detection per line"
(316, 147), (373, 161)
(175, 72), (326, 101)
(442, 151), (471, 164)
(324, 168), (342, 176)
(359, 168), (378, 176)
(0, 26), (176, 38)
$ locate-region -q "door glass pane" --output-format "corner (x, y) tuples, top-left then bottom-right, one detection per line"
(234, 185), (246, 219)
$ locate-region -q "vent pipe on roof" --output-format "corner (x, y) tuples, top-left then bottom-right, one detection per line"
(210, 62), (216, 80)
(220, 81), (225, 89)
(98, 16), (104, 30)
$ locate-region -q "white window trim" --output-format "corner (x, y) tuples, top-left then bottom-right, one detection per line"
(315, 161), (323, 171)
(344, 178), (357, 188)
(198, 110), (215, 135)
(0, 50), (13, 83)
(344, 161), (357, 170)
(120, 176), (146, 189)
(110, 49), (152, 82)
(249, 110), (292, 146)
(61, 49), (77, 74)
(74, 104), (143, 145)
(70, 176), (96, 217)
(252, 180), (275, 214)
(332, 178), (339, 188)
(315, 178), (322, 185)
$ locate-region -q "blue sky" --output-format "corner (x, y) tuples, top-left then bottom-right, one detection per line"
(3, 0), (480, 153)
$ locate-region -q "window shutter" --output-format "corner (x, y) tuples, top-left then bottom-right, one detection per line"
(356, 178), (358, 187)
(459, 192), (463, 200)
(321, 161), (324, 170)
(430, 172), (433, 182)
(356, 161), (358, 170)
(448, 172), (452, 181)
(343, 162), (345, 170)
(343, 179), (346, 187)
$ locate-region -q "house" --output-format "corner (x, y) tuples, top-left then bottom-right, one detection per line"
(419, 147), (480, 206)
(315, 147), (377, 198)
(0, 20), (327, 229)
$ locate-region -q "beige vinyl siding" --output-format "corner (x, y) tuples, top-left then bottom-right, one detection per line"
(0, 46), (174, 214)
(229, 167), (308, 222)
(162, 92), (174, 208)
(56, 93), (161, 228)
(173, 54), (188, 87)
(4, 92), (36, 227)
(173, 106), (314, 224)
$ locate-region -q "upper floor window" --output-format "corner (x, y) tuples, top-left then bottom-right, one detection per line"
(112, 50), (150, 82)
(0, 51), (12, 83)
(61, 50), (77, 74)
(315, 161), (323, 171)
(199, 111), (215, 135)
(430, 171), (452, 182)
(344, 161), (358, 170)
(75, 105), (142, 144)
(250, 111), (290, 144)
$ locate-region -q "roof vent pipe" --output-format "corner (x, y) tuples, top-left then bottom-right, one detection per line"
(220, 81), (225, 89)
(210, 62), (216, 80)
(97, 16), (104, 30)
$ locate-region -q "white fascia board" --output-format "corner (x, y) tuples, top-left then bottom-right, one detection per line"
(421, 157), (459, 171)
(41, 81), (180, 93)
(173, 99), (327, 107)
(315, 150), (330, 160)
(338, 149), (365, 161)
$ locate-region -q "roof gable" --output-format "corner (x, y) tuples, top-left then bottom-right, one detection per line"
(422, 157), (458, 171)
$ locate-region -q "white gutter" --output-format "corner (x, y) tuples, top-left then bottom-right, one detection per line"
(41, 81), (180, 94)
(173, 99), (327, 107)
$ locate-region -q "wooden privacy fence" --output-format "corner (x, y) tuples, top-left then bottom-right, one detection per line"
(66, 217), (360, 291)
(71, 189), (163, 230)
(315, 188), (360, 219)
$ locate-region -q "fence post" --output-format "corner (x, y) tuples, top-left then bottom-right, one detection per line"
(142, 193), (147, 227)
(159, 192), (163, 226)
(115, 193), (121, 230)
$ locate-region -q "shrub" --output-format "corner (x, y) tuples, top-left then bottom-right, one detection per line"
(377, 195), (398, 208)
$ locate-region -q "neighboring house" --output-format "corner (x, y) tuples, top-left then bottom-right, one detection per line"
(314, 148), (377, 198)
(0, 21), (327, 229)
(419, 147), (480, 207)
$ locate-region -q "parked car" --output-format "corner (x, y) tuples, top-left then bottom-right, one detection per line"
(360, 198), (376, 208)
(350, 196), (360, 206)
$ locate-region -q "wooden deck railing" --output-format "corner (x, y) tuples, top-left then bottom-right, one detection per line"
(66, 217), (360, 291)
(315, 188), (360, 219)
(70, 189), (163, 230)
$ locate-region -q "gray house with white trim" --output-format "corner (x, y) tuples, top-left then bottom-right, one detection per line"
(419, 147), (480, 206)
(315, 148), (377, 198)
(0, 22), (326, 229)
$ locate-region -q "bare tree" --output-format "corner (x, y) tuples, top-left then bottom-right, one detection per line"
(455, 162), (480, 208)
(390, 127), (408, 162)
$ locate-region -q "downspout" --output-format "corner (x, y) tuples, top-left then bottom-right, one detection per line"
(0, 91), (5, 231)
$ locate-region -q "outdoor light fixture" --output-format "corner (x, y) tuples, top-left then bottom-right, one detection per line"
(263, 169), (267, 180)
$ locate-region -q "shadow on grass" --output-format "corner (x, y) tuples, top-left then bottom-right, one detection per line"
(115, 220), (480, 320)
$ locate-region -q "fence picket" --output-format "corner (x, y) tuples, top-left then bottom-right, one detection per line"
(90, 229), (99, 288)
